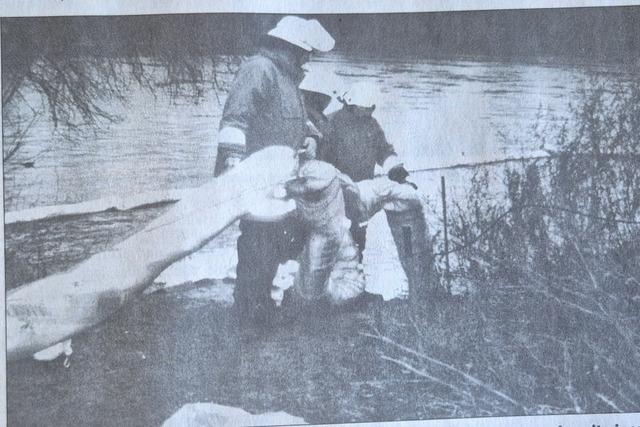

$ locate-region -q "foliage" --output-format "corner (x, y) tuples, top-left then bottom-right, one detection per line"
(1, 16), (246, 161)
(381, 78), (640, 415)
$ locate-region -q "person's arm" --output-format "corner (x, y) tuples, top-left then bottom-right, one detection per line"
(316, 117), (336, 164)
(297, 120), (321, 160)
(215, 61), (269, 175)
(372, 119), (416, 187)
(372, 119), (400, 173)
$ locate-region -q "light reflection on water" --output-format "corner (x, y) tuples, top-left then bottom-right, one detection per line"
(3, 53), (628, 212)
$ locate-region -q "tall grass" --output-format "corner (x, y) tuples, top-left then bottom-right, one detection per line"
(374, 77), (640, 416)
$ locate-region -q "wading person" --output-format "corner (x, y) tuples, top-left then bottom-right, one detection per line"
(214, 16), (334, 328)
(297, 72), (377, 241)
(323, 81), (414, 261)
(288, 77), (417, 311)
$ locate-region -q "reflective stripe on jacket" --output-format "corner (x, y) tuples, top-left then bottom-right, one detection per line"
(219, 46), (308, 155)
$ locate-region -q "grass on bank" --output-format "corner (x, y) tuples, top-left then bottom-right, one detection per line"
(376, 77), (640, 416)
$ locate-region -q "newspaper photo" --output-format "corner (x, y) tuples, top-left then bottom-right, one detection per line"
(2, 1), (640, 426)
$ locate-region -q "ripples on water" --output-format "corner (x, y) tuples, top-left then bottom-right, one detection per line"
(3, 54), (635, 300)
(3, 54), (630, 211)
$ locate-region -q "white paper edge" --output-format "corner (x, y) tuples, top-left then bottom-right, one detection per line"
(0, 0), (639, 17)
(2, 2), (640, 427)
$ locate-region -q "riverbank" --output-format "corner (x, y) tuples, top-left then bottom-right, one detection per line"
(4, 204), (415, 424)
(6, 272), (460, 425)
(0, 201), (506, 424)
(6, 203), (639, 424)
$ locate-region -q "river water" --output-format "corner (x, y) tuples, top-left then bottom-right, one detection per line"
(3, 54), (633, 298)
(3, 53), (629, 212)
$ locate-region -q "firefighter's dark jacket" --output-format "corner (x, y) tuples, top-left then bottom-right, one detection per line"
(322, 107), (397, 182)
(219, 45), (308, 156)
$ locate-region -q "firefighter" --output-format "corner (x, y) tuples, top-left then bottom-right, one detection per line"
(214, 16), (334, 328)
(323, 81), (413, 260)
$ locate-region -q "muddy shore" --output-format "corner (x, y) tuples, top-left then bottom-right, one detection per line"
(8, 279), (450, 425)
(5, 207), (442, 425)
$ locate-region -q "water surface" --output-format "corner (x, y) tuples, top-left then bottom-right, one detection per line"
(4, 54), (628, 212)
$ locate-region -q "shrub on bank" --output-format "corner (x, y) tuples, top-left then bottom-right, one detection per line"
(374, 77), (640, 416)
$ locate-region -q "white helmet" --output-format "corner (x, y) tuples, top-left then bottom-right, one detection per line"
(267, 16), (335, 53)
(299, 71), (344, 98)
(341, 81), (381, 108)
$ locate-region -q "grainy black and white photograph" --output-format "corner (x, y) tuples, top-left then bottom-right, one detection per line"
(3, 2), (640, 426)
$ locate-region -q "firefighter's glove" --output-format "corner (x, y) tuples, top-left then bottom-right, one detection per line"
(388, 165), (417, 189)
(297, 136), (318, 161)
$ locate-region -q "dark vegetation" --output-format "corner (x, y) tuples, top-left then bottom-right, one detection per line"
(377, 79), (640, 415)
(2, 15), (250, 161)
(3, 7), (640, 161)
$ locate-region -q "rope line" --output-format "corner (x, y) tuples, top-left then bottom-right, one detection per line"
(406, 152), (640, 175)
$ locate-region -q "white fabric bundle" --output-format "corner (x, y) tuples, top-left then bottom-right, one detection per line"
(273, 162), (424, 305)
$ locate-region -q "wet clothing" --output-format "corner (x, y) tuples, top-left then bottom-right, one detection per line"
(321, 107), (397, 258)
(286, 160), (365, 304)
(307, 106), (365, 226)
(219, 46), (308, 155)
(218, 44), (309, 325)
(350, 222), (367, 263)
(323, 107), (397, 182)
